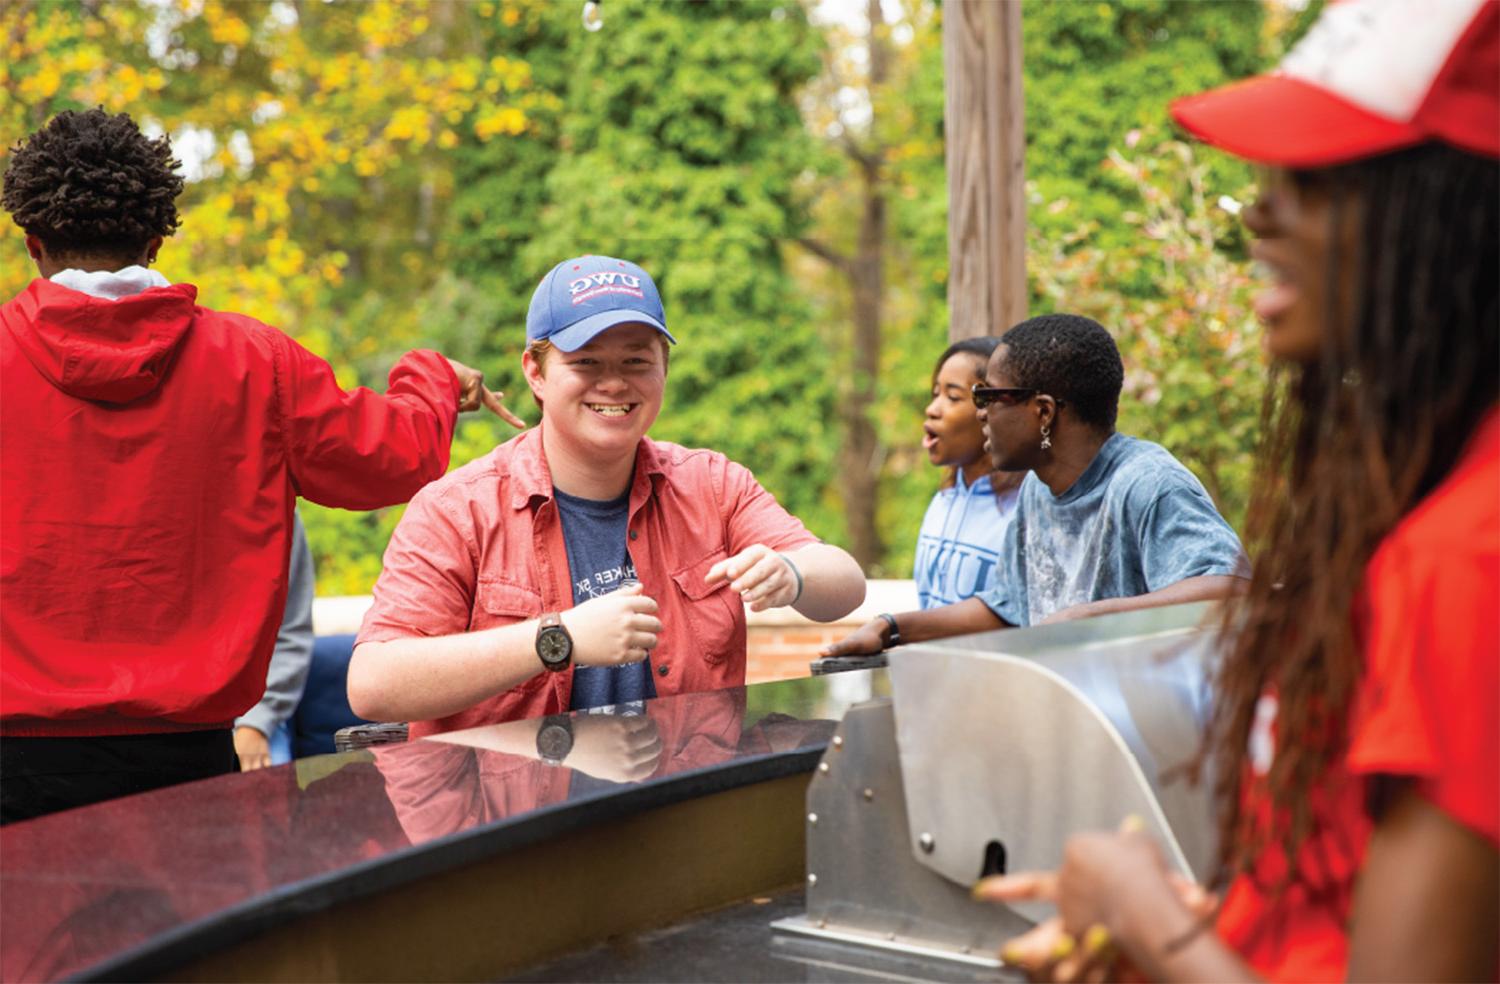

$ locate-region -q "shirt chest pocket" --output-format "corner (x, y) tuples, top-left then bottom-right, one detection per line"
(471, 577), (544, 632)
(670, 550), (746, 665)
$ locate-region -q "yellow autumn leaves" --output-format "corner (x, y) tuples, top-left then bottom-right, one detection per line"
(1, 0), (543, 326)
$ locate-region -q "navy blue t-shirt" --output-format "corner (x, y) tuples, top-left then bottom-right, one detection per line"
(554, 487), (657, 711)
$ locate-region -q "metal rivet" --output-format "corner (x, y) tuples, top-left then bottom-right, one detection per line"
(919, 832), (935, 853)
(862, 787), (874, 801)
(807, 873), (817, 886)
(657, 664), (669, 677)
(807, 812), (818, 826)
(629, 529), (638, 541)
(818, 762), (830, 774)
(832, 735), (843, 749)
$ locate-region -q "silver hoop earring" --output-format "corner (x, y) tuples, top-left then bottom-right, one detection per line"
(1040, 425), (1052, 451)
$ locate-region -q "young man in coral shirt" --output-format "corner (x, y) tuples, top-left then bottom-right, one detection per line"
(350, 255), (865, 742)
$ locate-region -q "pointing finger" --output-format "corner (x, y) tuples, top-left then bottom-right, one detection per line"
(972, 870), (1059, 904)
(483, 387), (527, 428)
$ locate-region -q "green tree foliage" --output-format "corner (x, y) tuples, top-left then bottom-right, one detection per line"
(1023, 0), (1264, 253)
(439, 0), (844, 546)
(6, 0), (1293, 594)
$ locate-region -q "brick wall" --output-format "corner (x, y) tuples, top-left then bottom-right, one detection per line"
(314, 580), (919, 686)
(743, 579), (916, 683)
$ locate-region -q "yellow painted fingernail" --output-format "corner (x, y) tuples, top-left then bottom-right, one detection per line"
(1083, 923), (1112, 955)
(1051, 932), (1076, 960)
(1119, 813), (1144, 834)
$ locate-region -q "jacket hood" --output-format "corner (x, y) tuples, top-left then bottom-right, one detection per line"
(3, 278), (198, 403)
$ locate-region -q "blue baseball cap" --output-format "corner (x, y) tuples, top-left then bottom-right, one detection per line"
(525, 255), (677, 352)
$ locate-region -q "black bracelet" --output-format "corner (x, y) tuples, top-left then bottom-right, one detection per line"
(878, 612), (901, 648)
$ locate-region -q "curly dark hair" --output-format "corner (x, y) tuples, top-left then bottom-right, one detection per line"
(3, 108), (183, 261)
(998, 314), (1124, 430)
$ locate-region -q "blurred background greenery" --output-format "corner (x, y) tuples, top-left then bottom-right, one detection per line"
(1, 0), (1320, 593)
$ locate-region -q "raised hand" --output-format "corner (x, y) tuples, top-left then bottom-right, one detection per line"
(705, 544), (799, 612)
(446, 357), (526, 428)
(562, 583), (663, 666)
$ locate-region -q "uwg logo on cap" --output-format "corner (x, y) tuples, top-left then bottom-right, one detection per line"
(569, 271), (645, 306)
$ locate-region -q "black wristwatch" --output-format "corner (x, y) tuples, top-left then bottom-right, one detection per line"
(535, 715), (574, 764)
(878, 613), (902, 648)
(536, 612), (573, 672)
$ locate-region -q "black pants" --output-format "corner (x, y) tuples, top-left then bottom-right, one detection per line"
(0, 729), (235, 825)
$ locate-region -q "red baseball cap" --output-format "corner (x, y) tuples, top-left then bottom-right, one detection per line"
(1172, 0), (1499, 167)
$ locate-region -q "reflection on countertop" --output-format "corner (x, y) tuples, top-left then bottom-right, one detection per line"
(0, 670), (885, 982)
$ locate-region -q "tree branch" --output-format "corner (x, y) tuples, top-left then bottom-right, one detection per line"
(796, 236), (852, 274)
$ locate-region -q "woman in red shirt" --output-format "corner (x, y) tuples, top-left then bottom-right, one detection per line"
(978, 1), (1499, 980)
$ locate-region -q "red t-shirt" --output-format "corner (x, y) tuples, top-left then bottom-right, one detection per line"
(1216, 410), (1500, 982)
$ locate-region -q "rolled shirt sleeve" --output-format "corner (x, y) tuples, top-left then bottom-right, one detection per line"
(720, 459), (821, 555)
(358, 484), (478, 646)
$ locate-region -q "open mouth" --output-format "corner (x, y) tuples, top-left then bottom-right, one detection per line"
(586, 403), (636, 418)
(922, 425), (939, 451)
(1250, 248), (1299, 324)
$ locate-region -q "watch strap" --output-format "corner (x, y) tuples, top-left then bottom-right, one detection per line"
(878, 612), (901, 648)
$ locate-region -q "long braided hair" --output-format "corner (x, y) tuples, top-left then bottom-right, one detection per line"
(1212, 143), (1499, 885)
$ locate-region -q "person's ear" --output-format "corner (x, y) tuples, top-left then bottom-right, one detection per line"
(25, 235), (44, 263)
(521, 350), (547, 400)
(144, 236), (163, 266)
(1035, 395), (1059, 429)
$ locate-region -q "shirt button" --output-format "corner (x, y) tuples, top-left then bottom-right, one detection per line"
(657, 664), (670, 677)
(629, 530), (638, 541)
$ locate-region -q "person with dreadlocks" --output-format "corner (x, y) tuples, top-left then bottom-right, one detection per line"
(975, 1), (1499, 980)
(823, 313), (1248, 658)
(0, 108), (521, 823)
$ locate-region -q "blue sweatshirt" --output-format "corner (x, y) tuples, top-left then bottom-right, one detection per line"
(913, 468), (1019, 609)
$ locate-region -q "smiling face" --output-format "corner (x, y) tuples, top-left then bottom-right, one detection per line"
(977, 345), (1040, 472)
(524, 322), (667, 461)
(923, 352), (988, 472)
(1244, 168), (1361, 366)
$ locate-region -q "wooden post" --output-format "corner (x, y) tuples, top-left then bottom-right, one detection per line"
(944, 0), (1026, 342)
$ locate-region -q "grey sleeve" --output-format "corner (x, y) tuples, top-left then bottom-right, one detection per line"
(1137, 483), (1250, 592)
(975, 501), (1027, 627)
(235, 511), (316, 736)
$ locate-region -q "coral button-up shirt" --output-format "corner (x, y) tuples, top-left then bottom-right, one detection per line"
(357, 426), (819, 737)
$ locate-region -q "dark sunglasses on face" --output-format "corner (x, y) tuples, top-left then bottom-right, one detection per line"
(971, 384), (1037, 409)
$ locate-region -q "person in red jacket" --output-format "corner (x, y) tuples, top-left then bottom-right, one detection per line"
(0, 108), (519, 823)
(976, 1), (1498, 980)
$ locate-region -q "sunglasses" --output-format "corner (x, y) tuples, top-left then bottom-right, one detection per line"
(970, 384), (1037, 409)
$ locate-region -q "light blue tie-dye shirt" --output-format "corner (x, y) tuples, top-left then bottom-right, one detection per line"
(979, 433), (1248, 626)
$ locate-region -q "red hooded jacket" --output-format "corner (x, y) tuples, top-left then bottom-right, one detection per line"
(0, 278), (459, 736)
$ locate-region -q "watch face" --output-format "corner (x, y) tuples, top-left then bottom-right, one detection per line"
(538, 625), (572, 667)
(537, 722), (573, 762)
